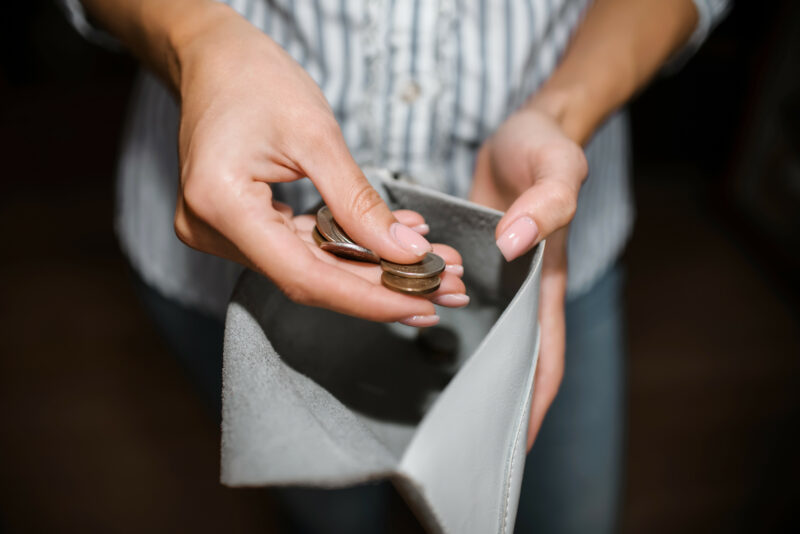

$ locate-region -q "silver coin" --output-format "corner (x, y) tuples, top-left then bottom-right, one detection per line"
(380, 253), (446, 279)
(381, 272), (441, 295)
(319, 240), (381, 264)
(316, 206), (354, 244)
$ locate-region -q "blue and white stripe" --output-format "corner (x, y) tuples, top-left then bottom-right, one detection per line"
(62, 0), (729, 317)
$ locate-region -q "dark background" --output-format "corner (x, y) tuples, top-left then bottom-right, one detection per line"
(1, 1), (798, 532)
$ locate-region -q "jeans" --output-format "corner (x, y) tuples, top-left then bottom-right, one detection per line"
(514, 264), (626, 533)
(133, 263), (626, 533)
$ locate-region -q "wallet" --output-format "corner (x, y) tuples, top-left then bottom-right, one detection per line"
(221, 172), (543, 534)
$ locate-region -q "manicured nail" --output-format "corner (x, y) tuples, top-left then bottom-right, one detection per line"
(390, 223), (432, 257)
(411, 224), (430, 235)
(399, 315), (440, 327)
(496, 216), (538, 262)
(445, 264), (464, 277)
(433, 294), (470, 307)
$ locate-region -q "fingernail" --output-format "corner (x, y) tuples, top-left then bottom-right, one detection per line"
(433, 294), (470, 307)
(390, 223), (432, 257)
(445, 264), (464, 277)
(411, 223), (430, 235)
(496, 216), (538, 262)
(399, 315), (440, 327)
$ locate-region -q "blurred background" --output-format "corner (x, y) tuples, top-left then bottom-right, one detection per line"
(1, 1), (798, 532)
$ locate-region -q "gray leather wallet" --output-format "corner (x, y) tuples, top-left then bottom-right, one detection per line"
(221, 172), (543, 534)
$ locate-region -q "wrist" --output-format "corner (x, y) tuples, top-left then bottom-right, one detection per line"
(157, 1), (239, 91)
(525, 84), (595, 146)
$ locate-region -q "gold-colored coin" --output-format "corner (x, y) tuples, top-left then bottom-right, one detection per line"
(312, 226), (326, 245)
(380, 253), (446, 279)
(381, 272), (441, 295)
(319, 241), (381, 264)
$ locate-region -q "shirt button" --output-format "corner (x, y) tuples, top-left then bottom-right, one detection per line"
(401, 80), (422, 103)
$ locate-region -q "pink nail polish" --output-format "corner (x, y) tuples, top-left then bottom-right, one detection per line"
(411, 223), (430, 235)
(399, 315), (440, 327)
(496, 216), (538, 262)
(433, 294), (470, 307)
(390, 223), (432, 257)
(445, 264), (464, 277)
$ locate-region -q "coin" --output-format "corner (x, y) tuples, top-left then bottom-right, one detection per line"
(319, 240), (381, 264)
(380, 253), (446, 279)
(316, 206), (354, 244)
(312, 226), (326, 245)
(381, 271), (441, 295)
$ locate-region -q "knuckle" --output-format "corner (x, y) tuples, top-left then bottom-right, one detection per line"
(572, 146), (589, 184)
(280, 277), (313, 305)
(347, 182), (385, 220)
(173, 211), (196, 248)
(181, 174), (214, 220)
(318, 116), (340, 138)
(537, 141), (588, 184)
(305, 114), (340, 146)
(546, 182), (578, 221)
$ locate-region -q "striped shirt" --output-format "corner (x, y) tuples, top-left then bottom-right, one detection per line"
(63, 0), (728, 319)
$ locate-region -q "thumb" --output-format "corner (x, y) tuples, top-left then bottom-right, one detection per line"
(495, 178), (580, 262)
(304, 136), (432, 264)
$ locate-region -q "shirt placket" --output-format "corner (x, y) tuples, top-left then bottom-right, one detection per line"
(354, 0), (458, 194)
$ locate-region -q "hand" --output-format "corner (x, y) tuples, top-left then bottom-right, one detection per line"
(171, 6), (466, 325)
(469, 104), (587, 450)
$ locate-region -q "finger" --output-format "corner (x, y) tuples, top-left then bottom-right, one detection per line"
(526, 230), (568, 450)
(292, 214), (317, 233)
(296, 210), (427, 234)
(431, 243), (464, 278)
(495, 154), (586, 262)
(430, 273), (469, 308)
(175, 192), (253, 267)
(273, 200), (295, 218)
(526, 276), (566, 450)
(296, 216), (462, 277)
(308, 243), (465, 294)
(274, 204), (297, 232)
(220, 189), (437, 322)
(301, 135), (432, 264)
(393, 209), (429, 235)
(304, 242), (467, 308)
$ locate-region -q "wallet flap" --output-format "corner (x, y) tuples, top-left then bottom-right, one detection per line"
(387, 179), (544, 534)
(221, 174), (543, 534)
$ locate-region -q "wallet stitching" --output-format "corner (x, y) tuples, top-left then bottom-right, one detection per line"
(500, 330), (540, 533)
(500, 382), (528, 533)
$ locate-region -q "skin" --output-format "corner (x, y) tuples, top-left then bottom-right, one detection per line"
(82, 0), (464, 324)
(81, 0), (700, 448)
(471, 0), (700, 449)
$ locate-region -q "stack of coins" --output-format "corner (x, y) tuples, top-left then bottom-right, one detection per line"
(379, 254), (445, 295)
(313, 205), (381, 263)
(314, 205), (445, 296)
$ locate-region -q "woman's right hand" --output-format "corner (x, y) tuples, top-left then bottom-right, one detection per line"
(168, 4), (465, 325)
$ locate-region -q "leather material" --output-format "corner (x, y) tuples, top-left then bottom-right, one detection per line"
(221, 173), (543, 533)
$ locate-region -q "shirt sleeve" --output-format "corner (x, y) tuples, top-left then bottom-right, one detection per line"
(57, 0), (121, 49)
(687, 0), (730, 50)
(668, 0), (731, 67)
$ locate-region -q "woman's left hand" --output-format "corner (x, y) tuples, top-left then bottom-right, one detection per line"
(469, 104), (587, 451)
